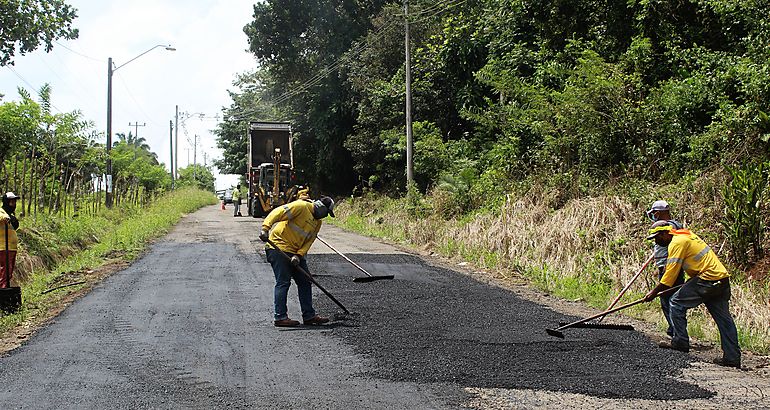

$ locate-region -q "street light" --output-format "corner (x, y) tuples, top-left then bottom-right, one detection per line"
(106, 44), (175, 208)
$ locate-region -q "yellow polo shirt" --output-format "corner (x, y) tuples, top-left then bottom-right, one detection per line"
(661, 229), (728, 286)
(262, 200), (321, 256)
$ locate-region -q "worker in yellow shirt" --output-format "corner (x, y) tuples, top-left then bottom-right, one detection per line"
(259, 196), (335, 327)
(643, 220), (741, 368)
(1, 192), (20, 288)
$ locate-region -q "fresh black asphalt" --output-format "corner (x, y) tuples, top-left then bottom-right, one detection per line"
(0, 208), (714, 409)
(308, 253), (713, 401)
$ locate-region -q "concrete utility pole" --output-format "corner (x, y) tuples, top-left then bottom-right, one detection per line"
(129, 121), (146, 139)
(169, 120), (175, 189)
(193, 134), (198, 183)
(174, 105), (179, 182)
(404, 0), (414, 184)
(106, 57), (113, 206)
(105, 44), (174, 208)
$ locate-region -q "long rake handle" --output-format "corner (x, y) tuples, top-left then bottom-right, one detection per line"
(598, 254), (654, 322)
(265, 238), (350, 314)
(316, 235), (374, 278)
(555, 284), (683, 332)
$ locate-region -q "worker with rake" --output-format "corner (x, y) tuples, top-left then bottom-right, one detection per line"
(645, 200), (685, 340)
(259, 196), (335, 327)
(643, 221), (741, 368)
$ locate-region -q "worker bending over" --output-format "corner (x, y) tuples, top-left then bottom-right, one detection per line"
(259, 196), (335, 327)
(644, 221), (741, 368)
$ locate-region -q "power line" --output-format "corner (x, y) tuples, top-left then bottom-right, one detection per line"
(5, 66), (65, 114)
(234, 17), (402, 117)
(409, 0), (468, 24)
(231, 1), (469, 118)
(53, 40), (103, 62)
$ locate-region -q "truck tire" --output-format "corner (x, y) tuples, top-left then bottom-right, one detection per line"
(252, 199), (264, 218)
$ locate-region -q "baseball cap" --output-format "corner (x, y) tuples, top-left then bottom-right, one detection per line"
(320, 196), (335, 217)
(646, 200), (670, 220)
(3, 192), (19, 200)
(646, 220), (673, 240)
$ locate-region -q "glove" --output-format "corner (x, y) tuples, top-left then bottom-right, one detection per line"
(259, 229), (269, 242)
(290, 255), (301, 266)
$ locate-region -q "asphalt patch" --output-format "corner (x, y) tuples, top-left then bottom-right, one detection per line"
(307, 253), (714, 401)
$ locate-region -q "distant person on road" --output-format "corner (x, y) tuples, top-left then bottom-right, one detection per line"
(643, 221), (741, 368)
(0, 192), (20, 288)
(645, 200), (685, 339)
(232, 185), (242, 217)
(259, 196), (335, 327)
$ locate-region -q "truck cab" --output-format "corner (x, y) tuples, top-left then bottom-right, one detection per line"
(246, 122), (300, 217)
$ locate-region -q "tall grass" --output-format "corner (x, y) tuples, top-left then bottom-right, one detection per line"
(332, 181), (770, 353)
(0, 188), (217, 332)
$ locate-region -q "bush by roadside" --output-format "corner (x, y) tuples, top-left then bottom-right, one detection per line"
(330, 178), (770, 354)
(0, 188), (217, 333)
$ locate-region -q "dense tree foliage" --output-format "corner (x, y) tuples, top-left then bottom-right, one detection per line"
(0, 0), (79, 66)
(1, 86), (172, 216)
(218, 0), (770, 201)
(176, 164), (215, 192)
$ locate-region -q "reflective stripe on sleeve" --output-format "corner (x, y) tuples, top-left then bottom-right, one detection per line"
(288, 221), (313, 240)
(666, 257), (684, 266)
(693, 246), (711, 261)
(282, 205), (293, 219)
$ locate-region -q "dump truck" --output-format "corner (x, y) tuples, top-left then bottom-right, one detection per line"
(247, 121), (301, 217)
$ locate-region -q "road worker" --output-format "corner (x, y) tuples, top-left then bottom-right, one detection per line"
(643, 221), (741, 368)
(645, 200), (685, 338)
(0, 192), (20, 288)
(232, 184), (242, 217)
(259, 196), (335, 327)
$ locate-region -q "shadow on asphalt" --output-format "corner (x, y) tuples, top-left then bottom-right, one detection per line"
(307, 253), (714, 402)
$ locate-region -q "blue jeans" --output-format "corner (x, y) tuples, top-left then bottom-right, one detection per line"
(670, 277), (741, 364)
(658, 269), (685, 336)
(266, 249), (316, 321)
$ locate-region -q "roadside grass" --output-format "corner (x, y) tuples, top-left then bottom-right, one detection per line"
(330, 187), (770, 354)
(0, 188), (216, 334)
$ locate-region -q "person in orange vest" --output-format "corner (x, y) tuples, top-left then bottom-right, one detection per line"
(259, 196), (335, 327)
(644, 220), (741, 368)
(0, 192), (20, 288)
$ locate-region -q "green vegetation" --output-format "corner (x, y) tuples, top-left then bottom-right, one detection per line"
(211, 1), (770, 352)
(0, 188), (216, 332)
(0, 0), (78, 66)
(331, 190), (770, 353)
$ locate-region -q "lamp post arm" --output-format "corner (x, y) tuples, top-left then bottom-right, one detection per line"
(114, 44), (174, 72)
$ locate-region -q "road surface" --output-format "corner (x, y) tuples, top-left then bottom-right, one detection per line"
(0, 204), (767, 409)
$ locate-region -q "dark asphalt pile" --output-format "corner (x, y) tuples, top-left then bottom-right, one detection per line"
(307, 253), (714, 401)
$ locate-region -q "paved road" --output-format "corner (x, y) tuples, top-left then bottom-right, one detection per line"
(0, 204), (767, 409)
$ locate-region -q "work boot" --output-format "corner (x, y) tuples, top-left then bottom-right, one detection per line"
(658, 340), (689, 352)
(274, 318), (300, 327)
(713, 358), (741, 369)
(303, 315), (329, 326)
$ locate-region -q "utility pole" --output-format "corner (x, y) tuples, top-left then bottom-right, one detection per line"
(404, 0), (414, 185)
(106, 57), (113, 208)
(193, 134), (198, 184)
(129, 121), (146, 139)
(174, 105), (179, 182)
(169, 120), (175, 189)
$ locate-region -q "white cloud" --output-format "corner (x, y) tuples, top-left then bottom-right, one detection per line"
(0, 0), (259, 190)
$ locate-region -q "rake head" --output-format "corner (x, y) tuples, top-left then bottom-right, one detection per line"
(353, 275), (395, 283)
(546, 328), (565, 338)
(558, 322), (635, 331)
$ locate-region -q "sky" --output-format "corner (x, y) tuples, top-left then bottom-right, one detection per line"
(0, 0), (259, 190)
